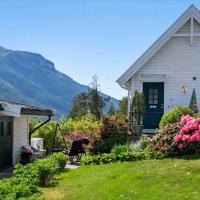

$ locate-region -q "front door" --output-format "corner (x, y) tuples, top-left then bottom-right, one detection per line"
(0, 117), (13, 169)
(143, 82), (164, 129)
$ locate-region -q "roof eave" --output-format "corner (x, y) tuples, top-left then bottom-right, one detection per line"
(117, 5), (200, 86)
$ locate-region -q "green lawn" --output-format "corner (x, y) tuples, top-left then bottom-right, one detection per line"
(39, 156), (200, 200)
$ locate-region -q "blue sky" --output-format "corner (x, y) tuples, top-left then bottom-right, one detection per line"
(1, 0), (200, 99)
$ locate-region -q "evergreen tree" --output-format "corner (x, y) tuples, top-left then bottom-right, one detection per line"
(189, 88), (198, 113)
(117, 97), (128, 116)
(107, 103), (116, 116)
(68, 92), (89, 119)
(68, 75), (109, 119)
(88, 75), (109, 119)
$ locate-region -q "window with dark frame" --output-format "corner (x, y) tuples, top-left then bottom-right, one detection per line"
(7, 121), (12, 135)
(0, 122), (3, 136)
(149, 89), (158, 105)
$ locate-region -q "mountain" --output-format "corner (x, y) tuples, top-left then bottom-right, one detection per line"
(0, 46), (118, 117)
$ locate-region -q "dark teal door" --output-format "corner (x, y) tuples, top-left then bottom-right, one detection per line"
(0, 117), (13, 169)
(143, 82), (164, 129)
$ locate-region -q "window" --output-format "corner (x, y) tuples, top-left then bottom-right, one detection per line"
(149, 89), (158, 104)
(7, 121), (12, 135)
(0, 122), (3, 136)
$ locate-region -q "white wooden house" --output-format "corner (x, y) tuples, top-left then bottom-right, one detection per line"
(117, 5), (200, 131)
(0, 99), (54, 169)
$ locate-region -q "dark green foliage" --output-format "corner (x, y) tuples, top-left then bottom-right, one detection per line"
(81, 151), (147, 165)
(95, 116), (128, 153)
(131, 90), (145, 125)
(190, 88), (198, 113)
(49, 152), (68, 170)
(68, 77), (109, 120)
(68, 92), (89, 119)
(116, 97), (128, 116)
(159, 106), (194, 128)
(88, 88), (109, 120)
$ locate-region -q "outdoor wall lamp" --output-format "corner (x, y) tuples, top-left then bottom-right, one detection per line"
(181, 85), (187, 93)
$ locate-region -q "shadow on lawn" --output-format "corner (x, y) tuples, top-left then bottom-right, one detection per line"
(173, 153), (200, 160)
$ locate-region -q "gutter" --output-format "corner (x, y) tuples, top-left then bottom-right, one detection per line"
(29, 115), (51, 145)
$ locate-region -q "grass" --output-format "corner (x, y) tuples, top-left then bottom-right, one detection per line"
(39, 156), (200, 200)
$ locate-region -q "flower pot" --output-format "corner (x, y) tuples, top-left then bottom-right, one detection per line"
(132, 125), (144, 137)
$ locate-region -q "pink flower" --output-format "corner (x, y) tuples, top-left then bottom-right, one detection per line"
(178, 143), (185, 149)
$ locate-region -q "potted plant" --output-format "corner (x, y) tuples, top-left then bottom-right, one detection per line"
(131, 90), (145, 136)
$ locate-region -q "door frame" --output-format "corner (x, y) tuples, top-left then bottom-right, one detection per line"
(142, 82), (165, 129)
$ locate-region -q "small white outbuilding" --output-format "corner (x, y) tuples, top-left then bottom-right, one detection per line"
(0, 99), (54, 169)
(117, 5), (200, 131)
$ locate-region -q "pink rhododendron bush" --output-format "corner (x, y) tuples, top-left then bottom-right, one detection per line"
(173, 115), (200, 153)
(147, 115), (200, 158)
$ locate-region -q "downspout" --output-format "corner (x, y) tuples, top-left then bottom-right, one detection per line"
(127, 90), (131, 120)
(29, 115), (51, 145)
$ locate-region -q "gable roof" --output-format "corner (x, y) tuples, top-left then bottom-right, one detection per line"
(117, 5), (200, 89)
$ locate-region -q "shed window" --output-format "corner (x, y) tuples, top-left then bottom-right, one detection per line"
(0, 122), (3, 136)
(7, 121), (12, 135)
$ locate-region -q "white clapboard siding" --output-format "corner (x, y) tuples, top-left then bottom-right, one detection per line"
(131, 36), (200, 112)
(13, 116), (29, 164)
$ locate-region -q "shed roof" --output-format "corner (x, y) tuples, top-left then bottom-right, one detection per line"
(0, 99), (54, 117)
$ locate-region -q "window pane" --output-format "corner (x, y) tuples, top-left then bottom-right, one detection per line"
(149, 100), (153, 104)
(154, 95), (158, 100)
(7, 121), (12, 135)
(154, 89), (158, 94)
(0, 122), (3, 136)
(149, 89), (153, 94)
(154, 100), (158, 104)
(149, 95), (153, 100)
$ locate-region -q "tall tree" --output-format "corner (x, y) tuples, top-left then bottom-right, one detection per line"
(88, 75), (109, 119)
(68, 92), (89, 119)
(117, 97), (128, 116)
(68, 76), (109, 119)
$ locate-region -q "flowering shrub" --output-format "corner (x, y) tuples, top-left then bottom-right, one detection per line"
(147, 122), (183, 157)
(173, 115), (200, 154)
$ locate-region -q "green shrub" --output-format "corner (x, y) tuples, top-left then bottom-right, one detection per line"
(0, 176), (37, 200)
(81, 151), (147, 165)
(117, 151), (147, 161)
(34, 158), (58, 185)
(159, 106), (194, 128)
(111, 145), (130, 155)
(15, 158), (58, 186)
(95, 116), (128, 153)
(49, 152), (68, 170)
(0, 154), (65, 199)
